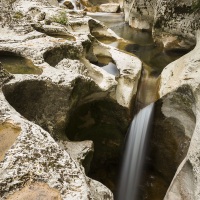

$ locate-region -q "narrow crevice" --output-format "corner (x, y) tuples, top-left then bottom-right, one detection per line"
(65, 99), (130, 194)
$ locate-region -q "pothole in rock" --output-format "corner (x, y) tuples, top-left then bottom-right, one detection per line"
(66, 99), (130, 194)
(0, 52), (42, 75)
(92, 55), (119, 76)
(2, 77), (130, 194)
(43, 45), (80, 67)
(2, 79), (72, 140)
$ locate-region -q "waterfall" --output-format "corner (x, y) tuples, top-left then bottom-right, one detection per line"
(117, 103), (154, 200)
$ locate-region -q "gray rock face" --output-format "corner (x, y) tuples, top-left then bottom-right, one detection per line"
(99, 3), (120, 13)
(0, 63), (13, 87)
(158, 31), (200, 200)
(124, 0), (200, 50)
(81, 0), (122, 12)
(146, 85), (195, 199)
(124, 0), (157, 30)
(0, 93), (113, 199)
(153, 0), (199, 51)
(0, 0), (142, 198)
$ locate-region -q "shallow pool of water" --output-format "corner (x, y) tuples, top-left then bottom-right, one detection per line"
(0, 55), (42, 75)
(94, 55), (119, 76)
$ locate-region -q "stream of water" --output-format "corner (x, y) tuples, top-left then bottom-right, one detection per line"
(88, 12), (188, 199)
(117, 103), (154, 200)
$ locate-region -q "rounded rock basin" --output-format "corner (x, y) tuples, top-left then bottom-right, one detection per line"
(0, 54), (42, 75)
(94, 55), (119, 76)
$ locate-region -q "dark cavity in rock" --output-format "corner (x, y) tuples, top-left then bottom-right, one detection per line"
(66, 99), (130, 194)
(43, 45), (80, 67)
(0, 52), (42, 75)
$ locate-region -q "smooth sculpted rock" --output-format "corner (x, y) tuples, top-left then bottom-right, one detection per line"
(157, 31), (200, 200)
(99, 3), (120, 13)
(81, 0), (122, 8)
(124, 0), (200, 50)
(0, 91), (113, 199)
(81, 0), (122, 12)
(0, 0), (142, 198)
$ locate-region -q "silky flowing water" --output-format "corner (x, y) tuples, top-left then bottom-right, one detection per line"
(88, 12), (188, 199)
(117, 103), (154, 200)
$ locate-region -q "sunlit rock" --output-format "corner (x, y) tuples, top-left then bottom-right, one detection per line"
(0, 91), (113, 199)
(124, 0), (200, 50)
(0, 0), (142, 198)
(7, 182), (62, 200)
(99, 3), (120, 13)
(158, 31), (200, 200)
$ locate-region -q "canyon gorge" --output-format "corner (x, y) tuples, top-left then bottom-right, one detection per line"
(0, 0), (200, 199)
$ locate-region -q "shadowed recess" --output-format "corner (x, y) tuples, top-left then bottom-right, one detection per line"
(0, 52), (42, 75)
(66, 99), (130, 193)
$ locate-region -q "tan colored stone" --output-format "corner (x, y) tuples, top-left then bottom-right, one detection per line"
(99, 3), (120, 13)
(7, 182), (62, 200)
(63, 0), (74, 9)
(0, 121), (21, 162)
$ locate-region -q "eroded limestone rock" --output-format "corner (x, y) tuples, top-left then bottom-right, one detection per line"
(0, 0), (142, 198)
(0, 91), (113, 199)
(124, 0), (200, 50)
(7, 182), (62, 200)
(99, 3), (120, 13)
(63, 0), (74, 9)
(124, 0), (157, 30)
(0, 121), (21, 162)
(0, 63), (13, 87)
(157, 31), (200, 200)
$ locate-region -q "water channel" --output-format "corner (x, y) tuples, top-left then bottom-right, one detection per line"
(88, 12), (188, 200)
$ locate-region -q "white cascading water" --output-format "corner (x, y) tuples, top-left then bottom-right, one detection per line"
(117, 103), (154, 200)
